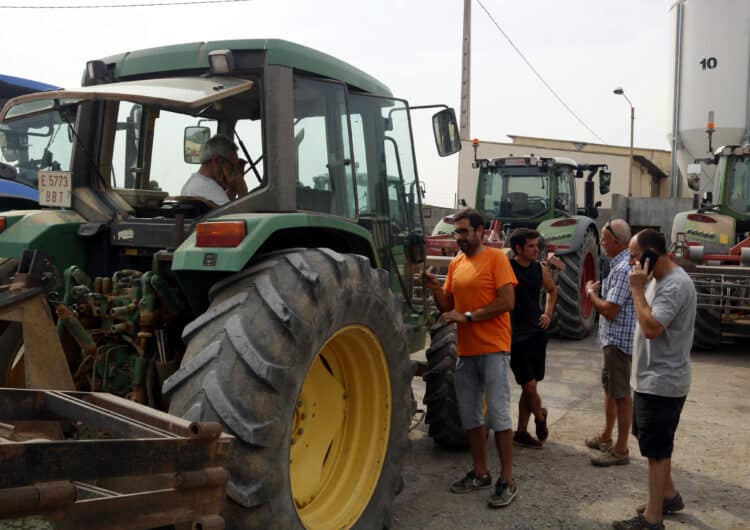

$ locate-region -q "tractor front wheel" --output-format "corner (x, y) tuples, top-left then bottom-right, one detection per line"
(166, 249), (410, 529)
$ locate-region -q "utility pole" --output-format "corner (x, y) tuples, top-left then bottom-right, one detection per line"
(459, 0), (471, 140)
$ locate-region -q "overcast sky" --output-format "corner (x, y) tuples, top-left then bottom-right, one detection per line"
(1, 0), (674, 206)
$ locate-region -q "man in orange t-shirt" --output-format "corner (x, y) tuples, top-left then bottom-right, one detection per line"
(425, 208), (519, 509)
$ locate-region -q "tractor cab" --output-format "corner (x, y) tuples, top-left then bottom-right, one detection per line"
(473, 153), (611, 234)
(674, 145), (750, 255)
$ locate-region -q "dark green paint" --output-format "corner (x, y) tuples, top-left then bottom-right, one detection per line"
(99, 39), (392, 97)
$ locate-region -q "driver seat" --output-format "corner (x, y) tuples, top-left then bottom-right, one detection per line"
(507, 192), (529, 214)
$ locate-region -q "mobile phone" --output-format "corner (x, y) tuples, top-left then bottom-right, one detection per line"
(639, 249), (659, 275)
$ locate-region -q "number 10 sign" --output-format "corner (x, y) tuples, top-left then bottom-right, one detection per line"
(38, 171), (72, 208)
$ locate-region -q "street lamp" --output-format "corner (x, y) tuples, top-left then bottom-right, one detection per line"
(613, 86), (634, 196)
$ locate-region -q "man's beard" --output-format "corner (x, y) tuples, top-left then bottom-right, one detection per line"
(458, 238), (478, 254)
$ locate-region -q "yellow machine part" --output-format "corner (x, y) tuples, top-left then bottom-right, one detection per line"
(290, 325), (391, 529)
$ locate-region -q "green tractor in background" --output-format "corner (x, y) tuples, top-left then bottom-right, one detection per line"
(671, 145), (750, 349)
(472, 153), (612, 338)
(0, 39), (460, 529)
(422, 149), (611, 449)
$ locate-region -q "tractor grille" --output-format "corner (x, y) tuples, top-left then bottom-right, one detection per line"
(690, 272), (750, 312)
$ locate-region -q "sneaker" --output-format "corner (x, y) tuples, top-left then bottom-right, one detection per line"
(612, 514), (665, 530)
(535, 407), (549, 441)
(449, 470), (492, 494)
(636, 491), (684, 515)
(591, 446), (630, 466)
(585, 434), (613, 451)
(513, 430), (543, 449)
(487, 478), (518, 508)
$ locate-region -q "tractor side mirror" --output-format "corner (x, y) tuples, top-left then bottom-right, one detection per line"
(598, 170), (611, 195)
(432, 108), (461, 157)
(184, 126), (211, 164)
(687, 163), (702, 191)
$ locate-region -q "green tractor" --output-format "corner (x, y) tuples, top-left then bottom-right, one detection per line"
(671, 145), (750, 349)
(0, 39), (460, 529)
(472, 153), (612, 338)
(422, 150), (611, 449)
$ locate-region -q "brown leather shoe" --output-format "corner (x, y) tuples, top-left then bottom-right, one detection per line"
(513, 430), (543, 449)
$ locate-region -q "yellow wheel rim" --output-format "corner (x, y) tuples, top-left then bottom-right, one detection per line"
(291, 325), (391, 529)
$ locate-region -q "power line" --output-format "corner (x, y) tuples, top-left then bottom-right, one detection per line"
(475, 0), (606, 144)
(0, 0), (252, 8)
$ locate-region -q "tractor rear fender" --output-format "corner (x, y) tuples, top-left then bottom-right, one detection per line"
(172, 212), (380, 312)
(536, 216), (598, 256)
(0, 209), (86, 276)
(672, 210), (736, 254)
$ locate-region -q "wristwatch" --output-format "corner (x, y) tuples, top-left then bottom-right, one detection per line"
(464, 311), (473, 322)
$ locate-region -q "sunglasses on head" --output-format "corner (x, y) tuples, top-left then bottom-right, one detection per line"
(602, 219), (622, 242)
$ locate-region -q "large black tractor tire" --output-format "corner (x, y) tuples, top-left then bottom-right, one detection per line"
(556, 228), (599, 339)
(422, 323), (467, 449)
(692, 308), (721, 351)
(0, 258), (23, 385)
(166, 249), (411, 530)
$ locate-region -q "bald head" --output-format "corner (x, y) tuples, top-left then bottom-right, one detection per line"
(607, 219), (631, 242)
(601, 218), (631, 258)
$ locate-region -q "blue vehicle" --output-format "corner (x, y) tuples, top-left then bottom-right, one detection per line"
(0, 74), (59, 210)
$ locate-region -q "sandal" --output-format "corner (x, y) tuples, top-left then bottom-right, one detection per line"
(584, 434), (612, 451)
(535, 407), (549, 442)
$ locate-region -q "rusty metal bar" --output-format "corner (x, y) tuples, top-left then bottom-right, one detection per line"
(42, 390), (177, 439)
(0, 437), (232, 489)
(176, 467), (229, 490)
(12, 485), (226, 529)
(0, 481), (77, 517)
(189, 421), (223, 440)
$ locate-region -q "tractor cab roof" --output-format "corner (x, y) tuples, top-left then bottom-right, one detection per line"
(489, 155), (578, 169)
(0, 76), (254, 121)
(93, 38), (392, 98)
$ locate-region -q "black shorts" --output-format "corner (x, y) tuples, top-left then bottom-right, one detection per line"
(510, 332), (547, 385)
(632, 391), (686, 459)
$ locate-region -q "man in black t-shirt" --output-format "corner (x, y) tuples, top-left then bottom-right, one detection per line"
(508, 228), (558, 448)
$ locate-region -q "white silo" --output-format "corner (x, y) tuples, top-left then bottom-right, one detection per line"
(667, 0), (750, 196)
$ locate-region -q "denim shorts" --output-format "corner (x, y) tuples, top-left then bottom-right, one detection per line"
(454, 352), (513, 432)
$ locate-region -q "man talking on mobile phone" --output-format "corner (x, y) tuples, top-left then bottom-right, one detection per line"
(612, 229), (696, 530)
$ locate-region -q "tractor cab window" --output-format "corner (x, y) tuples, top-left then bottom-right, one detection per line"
(0, 108), (74, 189)
(111, 100), (264, 198)
(293, 77), (356, 219)
(478, 166), (550, 219)
(555, 166), (575, 214)
(348, 94), (422, 233)
(728, 155), (750, 214)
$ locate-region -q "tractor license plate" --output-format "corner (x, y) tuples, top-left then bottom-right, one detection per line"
(38, 170), (72, 208)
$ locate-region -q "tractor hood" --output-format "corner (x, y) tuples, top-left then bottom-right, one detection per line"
(0, 76), (254, 120)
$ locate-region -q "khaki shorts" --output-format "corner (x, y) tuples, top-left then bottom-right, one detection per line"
(601, 345), (632, 399)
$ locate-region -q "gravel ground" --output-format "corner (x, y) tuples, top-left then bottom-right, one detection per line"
(392, 336), (750, 530)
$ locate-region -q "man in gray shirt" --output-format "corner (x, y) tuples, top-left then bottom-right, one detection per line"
(612, 229), (696, 530)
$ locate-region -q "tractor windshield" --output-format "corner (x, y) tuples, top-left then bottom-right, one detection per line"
(1, 77), (259, 198)
(0, 109), (74, 189)
(477, 166), (550, 219)
(728, 155), (750, 214)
